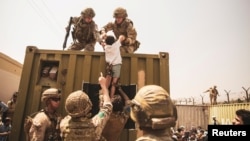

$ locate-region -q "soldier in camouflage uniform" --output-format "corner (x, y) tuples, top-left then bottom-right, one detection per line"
(100, 7), (140, 53)
(67, 7), (100, 51)
(28, 88), (62, 141)
(130, 85), (177, 141)
(60, 74), (113, 141)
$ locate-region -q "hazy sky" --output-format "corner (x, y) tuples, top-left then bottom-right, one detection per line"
(1, 0), (250, 104)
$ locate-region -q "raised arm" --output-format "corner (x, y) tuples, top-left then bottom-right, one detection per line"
(99, 72), (111, 103)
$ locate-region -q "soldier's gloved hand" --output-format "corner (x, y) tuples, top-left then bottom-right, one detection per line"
(119, 35), (125, 42)
(125, 38), (132, 44)
(100, 33), (107, 39)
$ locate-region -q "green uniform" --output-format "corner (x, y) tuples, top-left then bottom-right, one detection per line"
(68, 16), (99, 51)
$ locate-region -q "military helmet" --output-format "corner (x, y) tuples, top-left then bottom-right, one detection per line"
(113, 7), (128, 18)
(130, 85), (176, 128)
(41, 88), (61, 103)
(81, 7), (95, 18)
(65, 90), (92, 118)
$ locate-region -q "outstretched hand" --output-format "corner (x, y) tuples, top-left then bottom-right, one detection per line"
(98, 72), (106, 87)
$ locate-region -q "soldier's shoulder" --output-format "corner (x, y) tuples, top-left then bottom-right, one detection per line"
(125, 18), (134, 26)
(32, 112), (49, 125)
(136, 135), (159, 141)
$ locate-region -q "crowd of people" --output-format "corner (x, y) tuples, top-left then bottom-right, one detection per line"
(2, 83), (249, 141)
(171, 125), (208, 141)
(0, 92), (18, 141)
(1, 80), (250, 141)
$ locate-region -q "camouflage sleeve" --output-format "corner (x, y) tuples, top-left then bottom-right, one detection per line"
(91, 102), (113, 140)
(72, 16), (81, 25)
(101, 22), (114, 33)
(126, 23), (137, 43)
(94, 23), (102, 43)
(29, 113), (49, 141)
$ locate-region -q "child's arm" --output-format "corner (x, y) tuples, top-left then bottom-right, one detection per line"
(118, 35), (125, 42)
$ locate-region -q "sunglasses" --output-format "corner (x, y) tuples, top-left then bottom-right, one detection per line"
(50, 98), (61, 102)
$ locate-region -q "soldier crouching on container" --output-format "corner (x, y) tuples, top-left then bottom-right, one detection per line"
(100, 7), (140, 53)
(130, 85), (177, 141)
(29, 88), (62, 141)
(67, 7), (100, 51)
(60, 73), (113, 141)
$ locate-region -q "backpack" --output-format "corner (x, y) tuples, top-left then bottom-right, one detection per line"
(23, 109), (45, 141)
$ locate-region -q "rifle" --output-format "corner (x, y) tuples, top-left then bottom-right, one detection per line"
(63, 17), (73, 50)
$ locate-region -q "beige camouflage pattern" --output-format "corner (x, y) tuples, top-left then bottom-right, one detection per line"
(102, 111), (129, 141)
(81, 8), (95, 18)
(132, 85), (175, 118)
(41, 88), (61, 103)
(29, 111), (61, 141)
(101, 18), (140, 53)
(60, 102), (113, 141)
(113, 7), (127, 18)
(136, 129), (173, 141)
(130, 85), (177, 141)
(65, 90), (92, 118)
(68, 16), (99, 51)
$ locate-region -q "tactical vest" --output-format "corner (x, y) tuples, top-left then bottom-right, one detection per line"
(113, 19), (134, 39)
(73, 18), (97, 43)
(24, 109), (61, 141)
(45, 112), (61, 141)
(61, 118), (105, 141)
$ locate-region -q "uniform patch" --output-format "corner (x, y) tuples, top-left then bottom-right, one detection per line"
(98, 112), (105, 118)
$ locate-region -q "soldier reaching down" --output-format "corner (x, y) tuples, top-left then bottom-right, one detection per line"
(100, 7), (140, 53)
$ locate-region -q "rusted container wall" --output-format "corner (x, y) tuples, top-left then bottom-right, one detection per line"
(10, 46), (170, 141)
(175, 105), (209, 130)
(208, 103), (250, 125)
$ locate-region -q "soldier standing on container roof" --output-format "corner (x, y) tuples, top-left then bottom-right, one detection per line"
(28, 88), (62, 141)
(130, 85), (177, 141)
(60, 73), (113, 141)
(203, 87), (214, 105)
(203, 85), (219, 105)
(67, 7), (100, 51)
(100, 7), (140, 53)
(212, 85), (219, 104)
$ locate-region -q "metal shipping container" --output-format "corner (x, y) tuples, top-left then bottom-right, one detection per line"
(209, 103), (250, 125)
(10, 46), (170, 141)
(175, 105), (209, 130)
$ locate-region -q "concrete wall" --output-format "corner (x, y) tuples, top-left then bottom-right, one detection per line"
(0, 52), (22, 103)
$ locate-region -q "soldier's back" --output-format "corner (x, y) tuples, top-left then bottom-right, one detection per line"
(60, 115), (98, 141)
